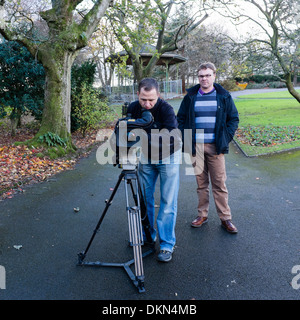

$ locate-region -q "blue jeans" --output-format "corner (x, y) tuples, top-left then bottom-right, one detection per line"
(138, 161), (180, 252)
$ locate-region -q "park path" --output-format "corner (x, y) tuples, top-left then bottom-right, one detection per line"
(230, 86), (300, 98)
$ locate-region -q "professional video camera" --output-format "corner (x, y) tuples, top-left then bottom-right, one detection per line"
(113, 103), (154, 169)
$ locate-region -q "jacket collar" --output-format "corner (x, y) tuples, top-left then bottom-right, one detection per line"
(186, 83), (230, 97)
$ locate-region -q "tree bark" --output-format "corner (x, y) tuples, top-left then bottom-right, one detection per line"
(37, 51), (77, 140)
(285, 72), (300, 102)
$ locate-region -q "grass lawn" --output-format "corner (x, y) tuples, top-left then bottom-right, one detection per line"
(234, 90), (300, 156)
(235, 98), (300, 126)
(237, 89), (300, 99)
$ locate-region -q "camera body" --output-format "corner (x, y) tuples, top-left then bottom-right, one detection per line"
(113, 106), (154, 168)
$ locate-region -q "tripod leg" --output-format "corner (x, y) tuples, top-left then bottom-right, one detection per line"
(137, 177), (153, 245)
(127, 176), (153, 245)
(125, 180), (145, 292)
(127, 180), (143, 246)
(78, 171), (125, 264)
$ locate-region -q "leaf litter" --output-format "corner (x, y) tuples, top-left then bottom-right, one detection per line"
(0, 144), (76, 200)
(0, 128), (106, 201)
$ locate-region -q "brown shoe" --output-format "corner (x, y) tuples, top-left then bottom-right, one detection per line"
(221, 220), (238, 234)
(191, 216), (208, 228)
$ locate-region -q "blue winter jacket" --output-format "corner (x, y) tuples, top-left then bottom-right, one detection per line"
(177, 83), (239, 156)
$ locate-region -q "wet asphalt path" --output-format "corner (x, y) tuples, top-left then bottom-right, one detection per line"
(0, 141), (300, 300)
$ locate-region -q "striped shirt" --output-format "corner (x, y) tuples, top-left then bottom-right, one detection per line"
(194, 89), (217, 143)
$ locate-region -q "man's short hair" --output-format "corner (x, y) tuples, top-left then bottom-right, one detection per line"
(138, 78), (159, 93)
(197, 62), (217, 74)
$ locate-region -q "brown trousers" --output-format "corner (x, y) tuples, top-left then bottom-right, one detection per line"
(191, 143), (232, 221)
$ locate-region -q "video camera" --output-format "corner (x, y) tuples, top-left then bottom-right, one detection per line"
(113, 102), (154, 168)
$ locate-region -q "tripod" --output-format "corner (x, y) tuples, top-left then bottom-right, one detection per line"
(77, 164), (155, 293)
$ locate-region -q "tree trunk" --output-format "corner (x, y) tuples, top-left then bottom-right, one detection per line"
(9, 108), (22, 136)
(132, 57), (144, 84)
(36, 51), (77, 142)
(285, 73), (300, 103)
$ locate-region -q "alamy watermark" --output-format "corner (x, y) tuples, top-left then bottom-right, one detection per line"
(0, 265), (5, 289)
(96, 126), (205, 176)
(291, 265), (300, 290)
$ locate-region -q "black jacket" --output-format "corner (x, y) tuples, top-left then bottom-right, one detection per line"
(177, 83), (239, 156)
(127, 98), (178, 131)
(127, 98), (181, 160)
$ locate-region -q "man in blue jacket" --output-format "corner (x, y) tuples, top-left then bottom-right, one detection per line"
(127, 78), (181, 262)
(177, 62), (239, 233)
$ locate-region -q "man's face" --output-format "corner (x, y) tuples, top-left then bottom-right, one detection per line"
(137, 87), (159, 110)
(198, 68), (216, 92)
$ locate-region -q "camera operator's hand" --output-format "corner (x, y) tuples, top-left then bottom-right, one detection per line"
(124, 110), (154, 129)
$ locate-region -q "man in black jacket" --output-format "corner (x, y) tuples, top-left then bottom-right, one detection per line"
(177, 62), (239, 233)
(127, 78), (181, 262)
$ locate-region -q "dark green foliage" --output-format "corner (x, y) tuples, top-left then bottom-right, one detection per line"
(73, 83), (112, 137)
(38, 132), (67, 147)
(0, 40), (45, 121)
(235, 75), (280, 83)
(71, 60), (96, 89)
(71, 60), (97, 132)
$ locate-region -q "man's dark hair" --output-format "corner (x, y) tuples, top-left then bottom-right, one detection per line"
(138, 78), (159, 93)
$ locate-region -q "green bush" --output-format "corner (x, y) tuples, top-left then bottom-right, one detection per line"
(246, 83), (267, 89)
(249, 74), (279, 83)
(220, 79), (241, 91)
(268, 81), (286, 88)
(73, 83), (113, 137)
(0, 40), (45, 134)
(71, 61), (97, 132)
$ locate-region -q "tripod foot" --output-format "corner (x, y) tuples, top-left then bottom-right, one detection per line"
(136, 276), (145, 293)
(77, 252), (86, 265)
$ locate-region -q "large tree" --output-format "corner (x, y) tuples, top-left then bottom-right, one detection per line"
(108, 0), (208, 83)
(0, 0), (111, 144)
(206, 0), (300, 102)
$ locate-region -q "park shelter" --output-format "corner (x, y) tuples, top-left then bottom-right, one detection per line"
(106, 45), (187, 100)
(106, 44), (187, 82)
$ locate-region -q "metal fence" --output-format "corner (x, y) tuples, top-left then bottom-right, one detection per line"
(106, 79), (183, 102)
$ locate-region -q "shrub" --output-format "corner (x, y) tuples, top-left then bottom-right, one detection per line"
(73, 83), (113, 137)
(71, 61), (97, 132)
(246, 83), (267, 89)
(249, 74), (279, 83)
(0, 40), (45, 135)
(220, 79), (241, 91)
(268, 81), (286, 88)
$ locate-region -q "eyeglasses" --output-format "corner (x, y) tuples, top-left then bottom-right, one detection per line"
(198, 74), (213, 79)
